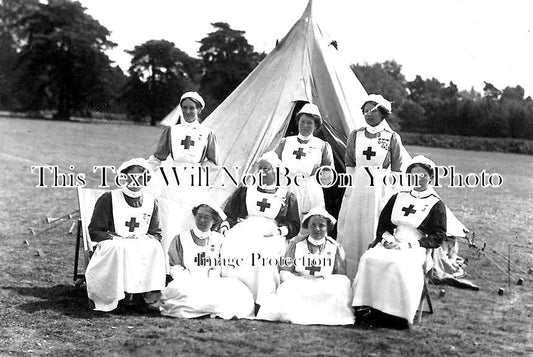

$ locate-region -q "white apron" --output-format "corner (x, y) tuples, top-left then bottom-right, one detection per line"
(337, 129), (396, 280)
(281, 136), (326, 220)
(220, 187), (288, 305)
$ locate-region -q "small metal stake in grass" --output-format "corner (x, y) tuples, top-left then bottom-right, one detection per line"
(517, 278), (524, 286)
(498, 287), (505, 295)
(439, 289), (446, 298)
(68, 222), (76, 234)
(45, 217), (59, 224)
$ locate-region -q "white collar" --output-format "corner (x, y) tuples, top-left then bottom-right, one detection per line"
(410, 187), (437, 199)
(193, 227), (211, 240)
(259, 183), (277, 191)
(122, 187), (142, 198)
(366, 120), (389, 134)
(297, 133), (313, 141)
(181, 120), (199, 129)
(308, 236), (326, 246)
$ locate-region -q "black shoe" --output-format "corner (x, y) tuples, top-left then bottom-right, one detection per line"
(133, 302), (160, 315)
(131, 293), (159, 315)
(112, 300), (126, 314)
(368, 308), (409, 330)
(123, 293), (136, 308)
(354, 306), (374, 327)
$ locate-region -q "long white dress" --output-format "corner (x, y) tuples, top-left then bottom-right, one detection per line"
(276, 136), (333, 221)
(352, 189), (446, 324)
(85, 190), (166, 311)
(159, 229), (255, 319)
(257, 237), (355, 325)
(220, 186), (300, 305)
(337, 121), (407, 280)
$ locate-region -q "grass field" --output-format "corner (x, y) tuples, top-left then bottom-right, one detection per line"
(1, 117), (532, 356)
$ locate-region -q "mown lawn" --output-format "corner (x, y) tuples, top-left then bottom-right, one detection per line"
(0, 117), (532, 356)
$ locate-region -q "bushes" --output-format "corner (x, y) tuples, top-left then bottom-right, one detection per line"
(401, 132), (533, 155)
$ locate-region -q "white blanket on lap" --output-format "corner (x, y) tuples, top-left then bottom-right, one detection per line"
(159, 269), (254, 319)
(257, 275), (355, 325)
(85, 236), (166, 311)
(352, 246), (425, 323)
(220, 217), (286, 305)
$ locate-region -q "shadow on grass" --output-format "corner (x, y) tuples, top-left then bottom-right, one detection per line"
(3, 284), (109, 319)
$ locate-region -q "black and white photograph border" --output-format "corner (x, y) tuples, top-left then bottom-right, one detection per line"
(1, 0), (532, 356)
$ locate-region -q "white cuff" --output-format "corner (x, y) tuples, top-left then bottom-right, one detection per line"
(278, 226), (289, 237)
(381, 231), (394, 243)
(147, 155), (162, 170)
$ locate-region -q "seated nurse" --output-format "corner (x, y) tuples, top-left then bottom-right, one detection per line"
(85, 158), (166, 312)
(158, 201), (254, 319)
(352, 155), (447, 326)
(220, 151), (300, 308)
(257, 207), (355, 325)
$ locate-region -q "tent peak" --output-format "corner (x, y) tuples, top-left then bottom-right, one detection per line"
(300, 0), (315, 20)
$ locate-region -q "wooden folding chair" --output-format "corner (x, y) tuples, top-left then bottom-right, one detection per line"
(416, 273), (434, 323)
(416, 250), (435, 323)
(73, 187), (108, 286)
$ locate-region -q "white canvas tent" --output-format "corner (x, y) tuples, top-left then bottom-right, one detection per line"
(156, 0), (470, 239)
(159, 105), (182, 126)
(199, 0), (368, 201)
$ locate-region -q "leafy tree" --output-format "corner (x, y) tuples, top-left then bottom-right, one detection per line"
(458, 87), (482, 101)
(407, 76), (449, 103)
(15, 0), (116, 119)
(455, 99), (482, 136)
(88, 64), (128, 115)
(397, 99), (426, 132)
(0, 0), (40, 46)
(499, 85), (532, 139)
(122, 39), (201, 125)
(351, 60), (408, 106)
(405, 77), (462, 133)
(0, 0), (39, 110)
(0, 31), (19, 109)
(478, 96), (509, 137)
(198, 22), (265, 112)
(483, 81), (501, 99)
(500, 85), (525, 102)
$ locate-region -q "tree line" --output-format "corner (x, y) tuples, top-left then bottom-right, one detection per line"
(352, 61), (533, 140)
(0, 0), (265, 125)
(1, 0), (532, 140)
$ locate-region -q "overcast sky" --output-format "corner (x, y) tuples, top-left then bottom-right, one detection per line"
(81, 0), (533, 97)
